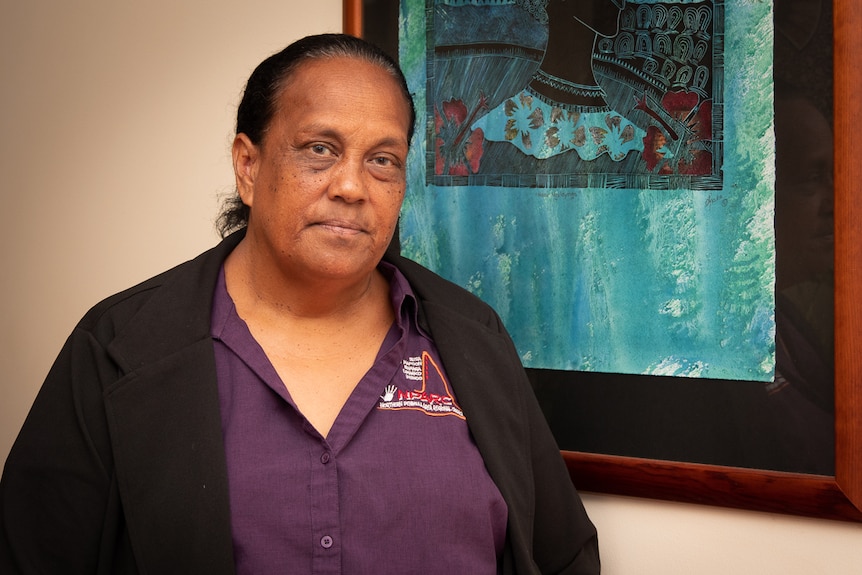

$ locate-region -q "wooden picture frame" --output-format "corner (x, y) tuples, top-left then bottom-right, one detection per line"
(344, 0), (862, 522)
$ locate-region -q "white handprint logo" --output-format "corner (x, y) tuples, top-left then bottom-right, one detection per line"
(380, 385), (397, 402)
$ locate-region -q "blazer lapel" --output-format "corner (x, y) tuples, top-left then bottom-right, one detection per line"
(102, 234), (242, 574)
(104, 342), (235, 574)
(417, 301), (535, 532)
(391, 253), (540, 574)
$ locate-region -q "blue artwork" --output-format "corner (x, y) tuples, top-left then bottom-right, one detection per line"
(398, 0), (776, 381)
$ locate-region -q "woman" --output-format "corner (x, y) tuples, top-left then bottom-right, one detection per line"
(1, 34), (599, 574)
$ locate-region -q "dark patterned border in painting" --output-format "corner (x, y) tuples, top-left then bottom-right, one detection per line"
(424, 0), (724, 191)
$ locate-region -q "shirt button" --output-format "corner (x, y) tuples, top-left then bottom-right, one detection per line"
(320, 535), (334, 549)
(320, 452), (331, 464)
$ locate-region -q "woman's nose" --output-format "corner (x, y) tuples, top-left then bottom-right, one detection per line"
(328, 158), (368, 203)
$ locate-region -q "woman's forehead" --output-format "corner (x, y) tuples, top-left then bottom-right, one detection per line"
(275, 58), (411, 125)
(262, 58), (412, 148)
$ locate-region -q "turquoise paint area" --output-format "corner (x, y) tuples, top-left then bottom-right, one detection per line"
(399, 0), (776, 381)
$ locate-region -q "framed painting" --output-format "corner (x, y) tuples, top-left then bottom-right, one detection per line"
(344, 0), (862, 522)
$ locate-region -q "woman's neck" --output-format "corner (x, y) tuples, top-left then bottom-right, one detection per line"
(223, 238), (390, 324)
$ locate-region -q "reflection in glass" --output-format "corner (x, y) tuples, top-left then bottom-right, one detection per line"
(769, 88), (835, 474)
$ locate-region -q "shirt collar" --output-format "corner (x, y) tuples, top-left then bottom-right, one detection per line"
(211, 261), (428, 341)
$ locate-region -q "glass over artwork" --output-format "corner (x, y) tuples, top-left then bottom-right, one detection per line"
(398, 0), (777, 382)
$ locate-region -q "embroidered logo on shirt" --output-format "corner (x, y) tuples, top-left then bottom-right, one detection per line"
(377, 351), (465, 419)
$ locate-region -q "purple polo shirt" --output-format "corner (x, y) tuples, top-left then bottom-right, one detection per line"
(211, 263), (507, 575)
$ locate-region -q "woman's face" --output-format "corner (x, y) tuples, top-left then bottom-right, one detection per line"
(232, 56), (412, 285)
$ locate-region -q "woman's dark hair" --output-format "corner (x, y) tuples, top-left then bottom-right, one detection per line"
(217, 33), (416, 237)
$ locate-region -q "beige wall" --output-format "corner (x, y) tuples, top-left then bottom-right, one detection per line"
(2, 1), (861, 573)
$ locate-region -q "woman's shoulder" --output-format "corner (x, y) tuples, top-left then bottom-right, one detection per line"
(385, 252), (504, 332)
(77, 234), (241, 343)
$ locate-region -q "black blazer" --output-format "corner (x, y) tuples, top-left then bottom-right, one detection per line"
(1, 231), (598, 574)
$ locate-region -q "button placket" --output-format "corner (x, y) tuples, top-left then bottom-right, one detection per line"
(310, 440), (340, 571)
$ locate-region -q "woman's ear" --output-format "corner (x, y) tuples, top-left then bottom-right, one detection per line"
(232, 133), (259, 207)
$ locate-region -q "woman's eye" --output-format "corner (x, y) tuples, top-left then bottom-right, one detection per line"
(373, 154), (406, 169)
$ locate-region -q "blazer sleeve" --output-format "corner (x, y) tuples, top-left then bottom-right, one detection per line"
(523, 371), (600, 574)
(500, 319), (600, 575)
(1, 326), (134, 574)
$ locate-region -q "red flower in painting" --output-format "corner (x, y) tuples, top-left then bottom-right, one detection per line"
(642, 126), (673, 173)
(434, 95), (487, 176)
(637, 90), (713, 175)
(677, 99), (712, 174)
